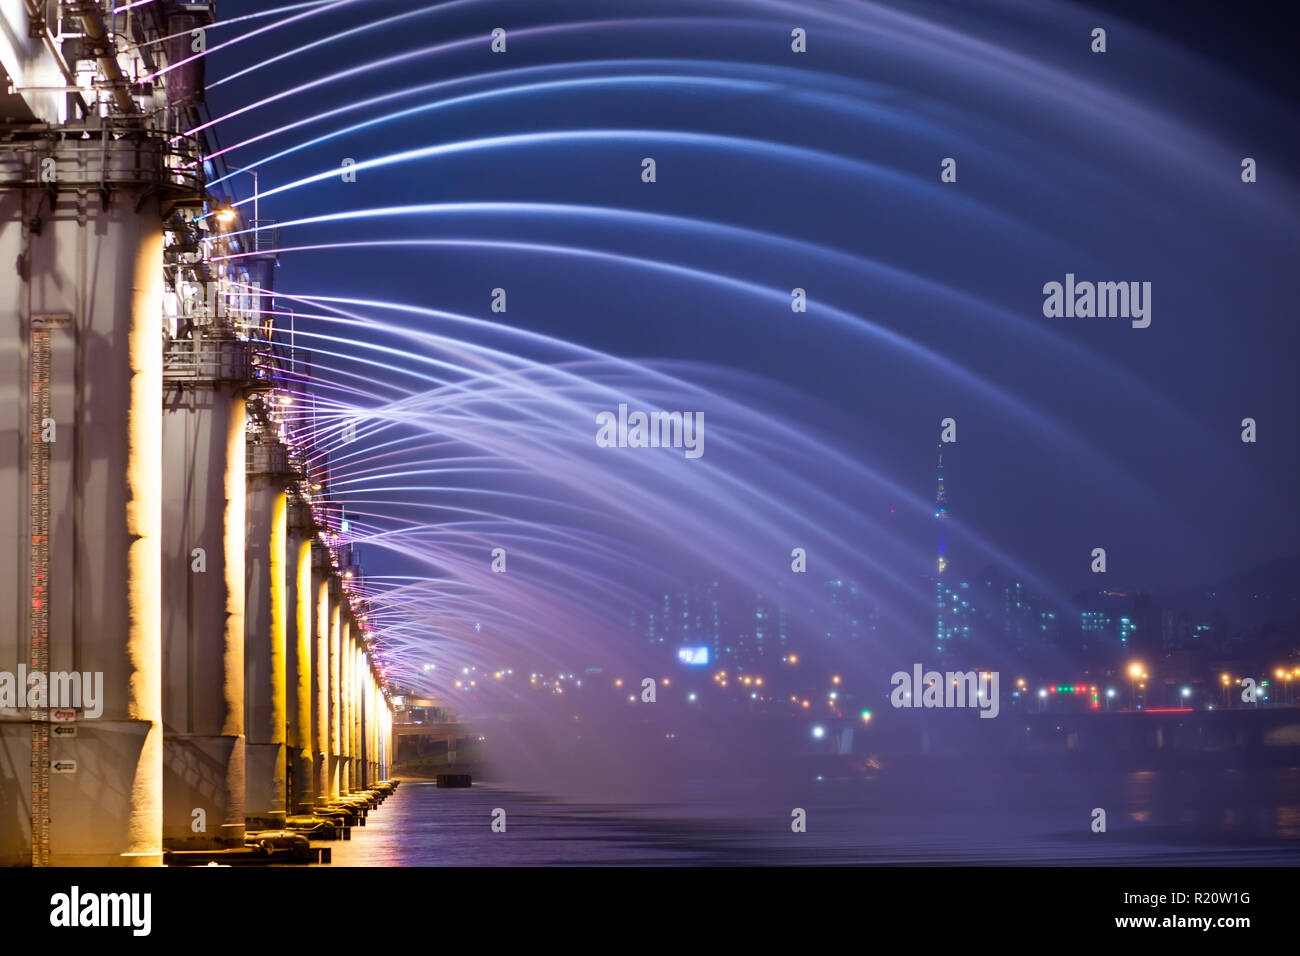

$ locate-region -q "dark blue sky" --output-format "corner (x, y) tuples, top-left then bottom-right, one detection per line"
(209, 0), (1298, 601)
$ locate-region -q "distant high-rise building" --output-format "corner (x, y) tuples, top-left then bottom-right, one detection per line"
(935, 442), (949, 575)
(1071, 588), (1158, 667)
(814, 578), (875, 645)
(632, 575), (882, 672)
(632, 585), (720, 659)
(933, 444), (977, 654)
(976, 567), (1058, 661)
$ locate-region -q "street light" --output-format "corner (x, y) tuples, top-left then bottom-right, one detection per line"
(222, 164), (260, 232)
(1129, 662), (1145, 709)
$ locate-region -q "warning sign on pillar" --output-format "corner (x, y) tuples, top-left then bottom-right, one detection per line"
(51, 709), (76, 722)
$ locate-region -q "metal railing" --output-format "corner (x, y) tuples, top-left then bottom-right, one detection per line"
(162, 328), (273, 388)
(0, 126), (204, 195)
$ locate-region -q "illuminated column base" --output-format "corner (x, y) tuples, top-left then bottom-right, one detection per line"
(162, 736), (246, 849)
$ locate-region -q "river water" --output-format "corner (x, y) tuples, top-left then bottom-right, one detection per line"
(327, 767), (1300, 866)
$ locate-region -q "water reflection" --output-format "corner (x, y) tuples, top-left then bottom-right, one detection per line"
(327, 767), (1300, 866)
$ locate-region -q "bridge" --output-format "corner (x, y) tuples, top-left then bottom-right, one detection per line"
(0, 1), (394, 865)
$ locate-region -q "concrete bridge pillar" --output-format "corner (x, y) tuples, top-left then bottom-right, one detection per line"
(369, 672), (379, 785)
(244, 445), (288, 829)
(285, 498), (314, 815)
(161, 372), (247, 849)
(311, 543), (331, 804)
(328, 579), (342, 797)
(382, 708), (392, 780)
(340, 616), (353, 791)
(356, 659), (368, 789)
(351, 634), (363, 788)
(0, 140), (166, 866)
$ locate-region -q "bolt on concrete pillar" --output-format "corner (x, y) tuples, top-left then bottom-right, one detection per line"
(161, 377), (247, 849)
(244, 444), (288, 829)
(285, 498), (314, 815)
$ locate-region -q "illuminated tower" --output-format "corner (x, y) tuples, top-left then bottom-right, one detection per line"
(935, 443), (949, 654)
(935, 443), (948, 575)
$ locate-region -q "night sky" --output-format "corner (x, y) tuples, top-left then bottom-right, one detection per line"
(205, 0), (1298, 667)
